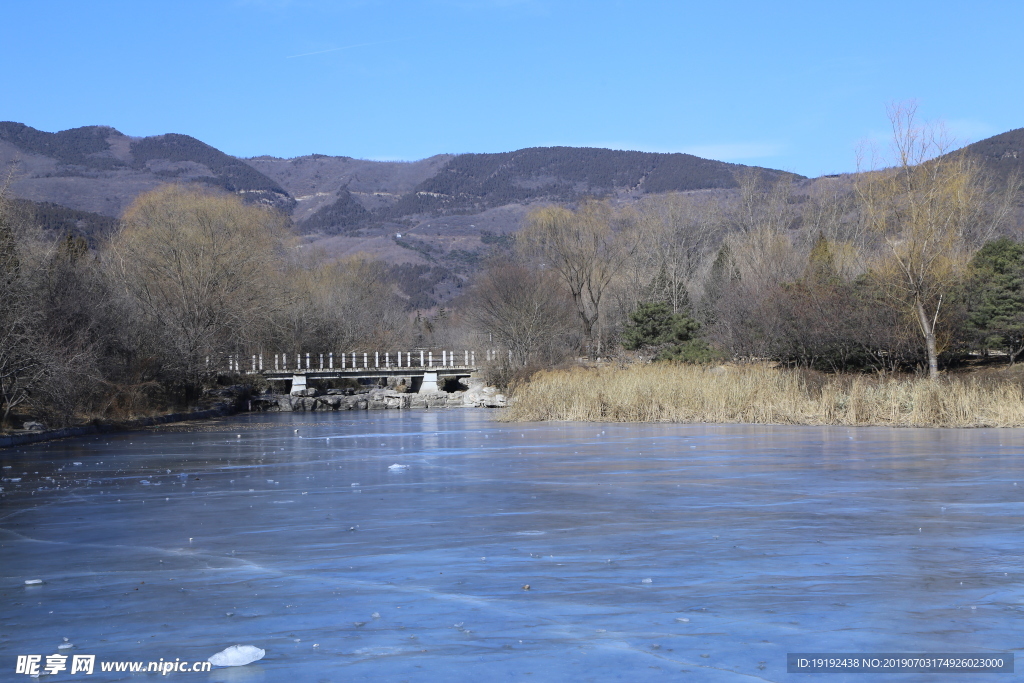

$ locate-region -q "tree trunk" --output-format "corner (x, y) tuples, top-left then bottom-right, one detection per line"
(915, 299), (939, 380)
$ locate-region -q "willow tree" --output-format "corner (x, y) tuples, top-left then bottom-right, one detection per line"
(107, 185), (288, 390)
(520, 200), (633, 354)
(857, 103), (1011, 379)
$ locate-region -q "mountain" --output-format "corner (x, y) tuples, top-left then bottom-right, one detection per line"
(0, 122), (293, 217)
(1, 122), (803, 230)
(958, 127), (1024, 183)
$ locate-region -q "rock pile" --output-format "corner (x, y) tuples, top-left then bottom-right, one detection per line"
(252, 379), (506, 412)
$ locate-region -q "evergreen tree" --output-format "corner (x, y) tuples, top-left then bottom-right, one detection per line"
(804, 232), (838, 285)
(966, 237), (1024, 363)
(698, 243), (739, 325)
(622, 301), (716, 362)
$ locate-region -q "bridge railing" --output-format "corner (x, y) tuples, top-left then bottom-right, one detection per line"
(211, 349), (511, 375)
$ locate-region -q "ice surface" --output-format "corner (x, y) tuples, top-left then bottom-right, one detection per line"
(1, 412), (1023, 681)
(208, 644), (265, 666)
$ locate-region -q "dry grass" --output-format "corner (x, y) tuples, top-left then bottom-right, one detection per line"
(503, 363), (1024, 428)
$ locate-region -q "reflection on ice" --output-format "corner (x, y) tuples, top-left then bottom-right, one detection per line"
(1, 412), (1022, 681)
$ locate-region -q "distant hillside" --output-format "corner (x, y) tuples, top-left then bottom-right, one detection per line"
(959, 128), (1024, 183)
(389, 146), (767, 215)
(0, 122), (294, 216)
(246, 153), (452, 224)
(7, 198), (117, 243)
(0, 122), (125, 169)
(301, 146), (802, 233)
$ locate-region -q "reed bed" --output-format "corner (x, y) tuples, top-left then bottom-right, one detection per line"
(503, 364), (1024, 428)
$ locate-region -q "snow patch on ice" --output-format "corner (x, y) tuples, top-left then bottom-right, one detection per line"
(208, 644), (265, 667)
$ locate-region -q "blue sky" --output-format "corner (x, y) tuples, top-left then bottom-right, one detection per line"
(2, 0), (1021, 177)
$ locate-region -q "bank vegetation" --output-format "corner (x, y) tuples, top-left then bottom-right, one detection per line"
(504, 364), (1024, 428)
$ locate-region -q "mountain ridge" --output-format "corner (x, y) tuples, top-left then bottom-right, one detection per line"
(5, 121), (1023, 310)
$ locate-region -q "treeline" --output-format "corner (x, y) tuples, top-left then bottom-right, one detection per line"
(462, 107), (1024, 383)
(0, 185), (411, 429)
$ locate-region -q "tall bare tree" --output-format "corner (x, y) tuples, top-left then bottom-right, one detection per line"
(520, 200), (634, 353)
(466, 259), (575, 367)
(107, 185), (288, 389)
(631, 192), (722, 313)
(856, 103), (1013, 378)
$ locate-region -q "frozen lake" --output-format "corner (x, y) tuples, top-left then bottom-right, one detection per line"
(1, 411), (1022, 681)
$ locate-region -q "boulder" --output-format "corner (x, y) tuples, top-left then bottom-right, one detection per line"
(462, 379), (507, 407)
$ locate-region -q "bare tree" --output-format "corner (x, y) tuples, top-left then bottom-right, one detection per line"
(278, 253), (412, 352)
(520, 200), (635, 353)
(466, 259), (576, 367)
(107, 185), (288, 389)
(0, 175), (47, 426)
(856, 102), (1014, 378)
(631, 192), (723, 313)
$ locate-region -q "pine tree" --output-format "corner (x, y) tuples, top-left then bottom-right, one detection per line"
(966, 237), (1024, 363)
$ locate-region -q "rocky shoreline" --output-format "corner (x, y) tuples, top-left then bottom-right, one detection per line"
(255, 380), (507, 412)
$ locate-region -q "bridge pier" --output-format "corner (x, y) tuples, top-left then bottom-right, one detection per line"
(291, 374), (307, 395)
(419, 371), (439, 393)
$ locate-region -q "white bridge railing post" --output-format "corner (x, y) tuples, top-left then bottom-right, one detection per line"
(428, 351), (433, 367)
(420, 350), (424, 366)
(329, 352), (334, 369)
(363, 353), (368, 369)
(375, 352), (379, 368)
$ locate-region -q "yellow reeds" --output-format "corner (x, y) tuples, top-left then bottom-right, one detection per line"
(503, 364), (1024, 428)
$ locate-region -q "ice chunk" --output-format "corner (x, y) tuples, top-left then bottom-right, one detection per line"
(675, 617), (690, 622)
(388, 464), (407, 471)
(58, 643), (73, 649)
(140, 480), (151, 485)
(641, 578), (652, 584)
(208, 644), (265, 667)
(24, 579), (43, 585)
(73, 462), (82, 466)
